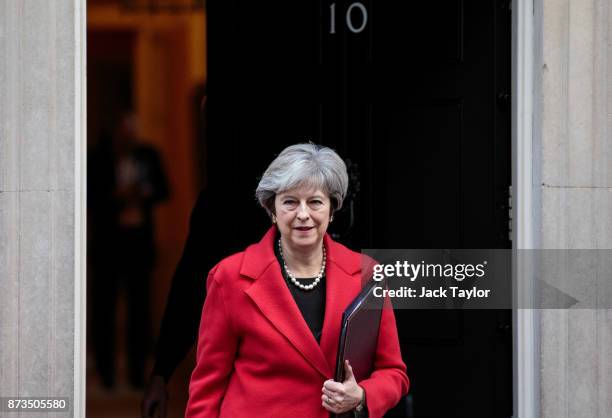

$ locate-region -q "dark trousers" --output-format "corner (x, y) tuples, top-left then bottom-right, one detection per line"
(91, 226), (154, 388)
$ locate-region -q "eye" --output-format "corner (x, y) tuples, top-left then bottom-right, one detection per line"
(283, 199), (298, 207)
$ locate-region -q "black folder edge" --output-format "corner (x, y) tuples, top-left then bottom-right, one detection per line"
(332, 278), (385, 418)
(334, 278), (385, 382)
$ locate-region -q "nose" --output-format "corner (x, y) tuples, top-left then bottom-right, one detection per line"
(296, 201), (310, 221)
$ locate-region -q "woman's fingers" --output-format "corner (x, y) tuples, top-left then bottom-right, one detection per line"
(322, 388), (344, 403)
(321, 397), (342, 414)
(322, 404), (339, 413)
(321, 364), (363, 413)
(344, 360), (356, 383)
(322, 394), (335, 410)
(321, 378), (355, 413)
(323, 379), (344, 393)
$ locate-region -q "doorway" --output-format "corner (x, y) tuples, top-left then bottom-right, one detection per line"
(85, 3), (206, 416)
(74, 0), (538, 416)
(204, 1), (512, 416)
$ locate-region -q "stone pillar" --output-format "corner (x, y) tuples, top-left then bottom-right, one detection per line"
(0, 1), (83, 416)
(539, 0), (612, 416)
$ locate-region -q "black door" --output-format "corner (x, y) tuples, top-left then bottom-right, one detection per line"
(205, 1), (512, 417)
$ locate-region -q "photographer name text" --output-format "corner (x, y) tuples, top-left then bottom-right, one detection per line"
(374, 286), (491, 300)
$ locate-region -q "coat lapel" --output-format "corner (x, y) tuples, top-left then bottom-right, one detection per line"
(243, 228), (332, 378)
(318, 235), (362, 379)
(241, 228), (363, 380)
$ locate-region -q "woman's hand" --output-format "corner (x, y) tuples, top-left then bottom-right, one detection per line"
(321, 360), (364, 414)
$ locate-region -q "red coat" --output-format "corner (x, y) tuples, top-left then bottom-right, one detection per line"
(186, 227), (409, 418)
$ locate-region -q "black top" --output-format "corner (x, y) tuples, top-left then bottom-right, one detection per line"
(273, 240), (326, 343)
(274, 241), (369, 417)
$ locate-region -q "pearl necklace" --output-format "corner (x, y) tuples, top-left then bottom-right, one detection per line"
(278, 238), (326, 291)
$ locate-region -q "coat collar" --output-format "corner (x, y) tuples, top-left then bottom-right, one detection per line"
(240, 227), (360, 280)
(242, 227), (361, 378)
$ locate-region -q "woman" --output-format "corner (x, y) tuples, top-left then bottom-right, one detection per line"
(186, 144), (409, 418)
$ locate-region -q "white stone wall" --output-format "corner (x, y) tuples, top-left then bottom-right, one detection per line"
(539, 0), (612, 416)
(0, 1), (77, 416)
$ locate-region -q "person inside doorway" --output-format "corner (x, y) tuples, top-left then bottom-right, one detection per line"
(90, 111), (169, 390)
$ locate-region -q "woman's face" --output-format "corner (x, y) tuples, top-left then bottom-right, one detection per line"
(274, 185), (332, 253)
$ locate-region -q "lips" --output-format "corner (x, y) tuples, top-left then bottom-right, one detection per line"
(294, 226), (314, 231)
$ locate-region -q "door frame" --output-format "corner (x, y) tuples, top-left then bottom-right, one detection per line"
(75, 0), (87, 416)
(74, 0), (540, 416)
(512, 0), (540, 417)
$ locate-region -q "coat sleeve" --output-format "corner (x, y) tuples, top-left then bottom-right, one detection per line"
(358, 301), (409, 418)
(185, 266), (239, 418)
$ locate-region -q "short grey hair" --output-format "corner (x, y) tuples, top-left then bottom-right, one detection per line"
(255, 143), (349, 217)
